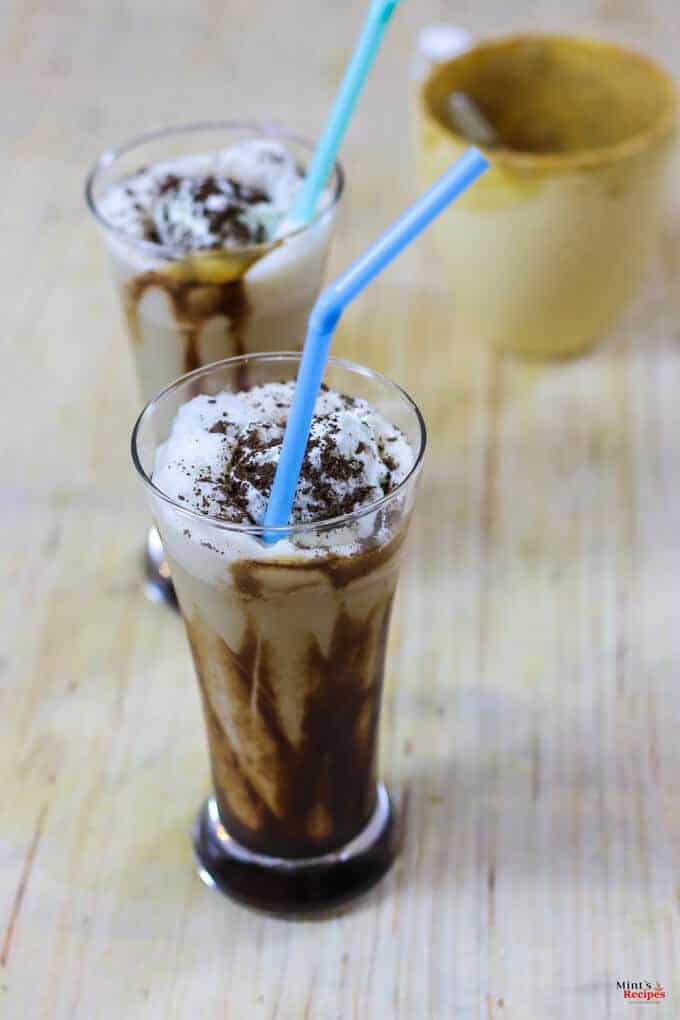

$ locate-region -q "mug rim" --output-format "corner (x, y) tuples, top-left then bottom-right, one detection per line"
(420, 32), (678, 171)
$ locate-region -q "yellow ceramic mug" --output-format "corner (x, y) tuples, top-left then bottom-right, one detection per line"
(417, 35), (677, 358)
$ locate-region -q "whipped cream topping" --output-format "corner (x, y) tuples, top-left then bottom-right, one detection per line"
(99, 139), (303, 251)
(153, 382), (414, 529)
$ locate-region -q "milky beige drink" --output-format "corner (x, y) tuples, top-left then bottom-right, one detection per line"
(87, 124), (343, 401)
(131, 354), (426, 910)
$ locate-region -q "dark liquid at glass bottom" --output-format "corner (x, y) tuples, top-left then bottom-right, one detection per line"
(192, 784), (396, 915)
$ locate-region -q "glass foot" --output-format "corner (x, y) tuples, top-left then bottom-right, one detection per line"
(144, 526), (177, 609)
(193, 784), (396, 915)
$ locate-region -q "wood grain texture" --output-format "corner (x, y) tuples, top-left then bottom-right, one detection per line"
(1, 0), (679, 1017)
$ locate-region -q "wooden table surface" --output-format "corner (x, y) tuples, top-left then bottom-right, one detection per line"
(2, 1), (680, 1017)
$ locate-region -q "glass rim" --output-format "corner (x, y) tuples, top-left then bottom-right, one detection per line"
(131, 352), (427, 538)
(85, 120), (345, 257)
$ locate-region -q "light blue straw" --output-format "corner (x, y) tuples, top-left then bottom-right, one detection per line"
(264, 147), (489, 536)
(290, 0), (402, 226)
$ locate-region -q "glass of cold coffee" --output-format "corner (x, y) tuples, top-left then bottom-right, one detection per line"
(87, 122), (344, 603)
(131, 353), (426, 912)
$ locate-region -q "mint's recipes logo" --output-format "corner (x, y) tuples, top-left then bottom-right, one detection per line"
(617, 981), (666, 1002)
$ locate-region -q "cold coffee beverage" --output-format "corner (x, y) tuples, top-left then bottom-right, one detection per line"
(132, 354), (426, 911)
(87, 123), (344, 400)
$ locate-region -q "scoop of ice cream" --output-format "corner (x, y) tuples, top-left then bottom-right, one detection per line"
(99, 139), (303, 251)
(152, 381), (414, 527)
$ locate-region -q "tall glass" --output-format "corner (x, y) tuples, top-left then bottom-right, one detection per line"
(87, 122), (344, 603)
(132, 354), (426, 912)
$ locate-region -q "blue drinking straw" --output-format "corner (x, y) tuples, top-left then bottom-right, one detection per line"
(264, 147), (489, 535)
(290, 0), (402, 226)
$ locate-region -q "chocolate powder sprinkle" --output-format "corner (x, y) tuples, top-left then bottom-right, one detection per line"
(203, 415), (398, 523)
(158, 383), (412, 528)
(138, 171), (275, 250)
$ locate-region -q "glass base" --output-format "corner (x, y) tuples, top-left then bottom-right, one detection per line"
(144, 526), (178, 609)
(193, 784), (396, 915)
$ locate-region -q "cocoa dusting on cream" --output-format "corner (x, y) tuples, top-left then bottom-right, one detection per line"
(129, 171), (272, 251)
(100, 138), (303, 253)
(189, 398), (374, 524)
(153, 381), (414, 532)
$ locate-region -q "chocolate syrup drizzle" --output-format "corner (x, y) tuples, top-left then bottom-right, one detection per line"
(178, 528), (407, 859)
(120, 166), (286, 376)
(186, 592), (396, 859)
(125, 271), (251, 375)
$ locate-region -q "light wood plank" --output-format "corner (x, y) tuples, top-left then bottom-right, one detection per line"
(1, 0), (679, 1017)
